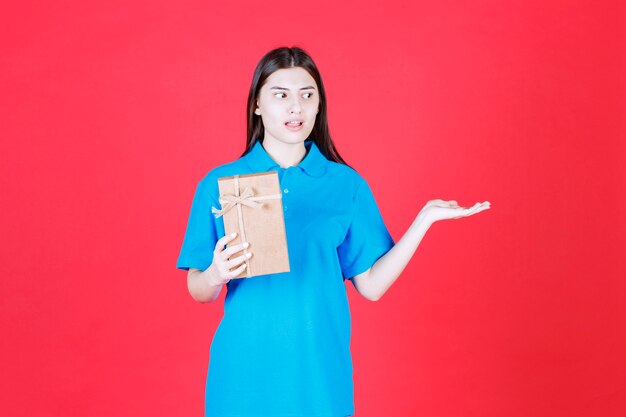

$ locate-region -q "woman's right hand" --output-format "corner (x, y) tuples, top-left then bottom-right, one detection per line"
(207, 232), (252, 286)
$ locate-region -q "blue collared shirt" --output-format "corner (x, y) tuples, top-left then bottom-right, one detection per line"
(176, 138), (395, 417)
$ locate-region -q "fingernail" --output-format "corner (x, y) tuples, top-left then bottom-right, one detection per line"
(246, 253), (252, 258)
(231, 232), (237, 237)
(243, 242), (249, 248)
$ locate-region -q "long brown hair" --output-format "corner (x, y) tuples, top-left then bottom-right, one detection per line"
(241, 46), (350, 167)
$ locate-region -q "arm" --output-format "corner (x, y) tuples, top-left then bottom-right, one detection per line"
(351, 199), (490, 301)
(351, 212), (431, 301)
(186, 234), (251, 303)
(187, 266), (223, 303)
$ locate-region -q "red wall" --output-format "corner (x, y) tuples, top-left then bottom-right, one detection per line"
(1, 1), (624, 416)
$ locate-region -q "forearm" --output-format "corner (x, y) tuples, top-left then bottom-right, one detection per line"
(367, 213), (432, 301)
(187, 265), (223, 303)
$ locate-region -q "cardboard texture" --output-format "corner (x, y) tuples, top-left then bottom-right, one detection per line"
(211, 171), (290, 278)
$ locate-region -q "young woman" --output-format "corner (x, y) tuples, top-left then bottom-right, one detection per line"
(177, 46), (490, 417)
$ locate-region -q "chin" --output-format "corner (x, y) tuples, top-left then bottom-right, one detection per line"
(283, 132), (311, 143)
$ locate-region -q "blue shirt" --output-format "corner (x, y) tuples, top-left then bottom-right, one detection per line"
(176, 138), (395, 417)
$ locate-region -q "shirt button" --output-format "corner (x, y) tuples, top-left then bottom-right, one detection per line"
(283, 188), (289, 193)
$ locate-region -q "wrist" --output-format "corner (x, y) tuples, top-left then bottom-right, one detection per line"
(204, 265), (222, 288)
(413, 212), (432, 229)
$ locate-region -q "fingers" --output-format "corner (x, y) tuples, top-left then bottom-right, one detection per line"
(428, 199), (459, 207)
(211, 232), (253, 282)
(227, 262), (249, 278)
(449, 201), (490, 219)
(464, 201), (490, 215)
(212, 257), (248, 283)
(215, 232), (239, 252)
(214, 233), (249, 259)
(220, 241), (250, 260)
(225, 251), (253, 269)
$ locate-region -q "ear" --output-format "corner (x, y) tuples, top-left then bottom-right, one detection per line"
(254, 99), (261, 115)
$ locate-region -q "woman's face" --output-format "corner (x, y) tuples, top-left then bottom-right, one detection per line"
(255, 66), (319, 146)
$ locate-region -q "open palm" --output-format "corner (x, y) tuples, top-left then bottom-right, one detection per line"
(419, 199), (491, 224)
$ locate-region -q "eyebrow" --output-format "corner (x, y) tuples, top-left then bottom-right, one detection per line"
(269, 86), (317, 91)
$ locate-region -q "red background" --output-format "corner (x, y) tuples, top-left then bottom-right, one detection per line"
(1, 1), (625, 416)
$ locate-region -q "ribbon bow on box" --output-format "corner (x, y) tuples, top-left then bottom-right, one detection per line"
(212, 186), (264, 218)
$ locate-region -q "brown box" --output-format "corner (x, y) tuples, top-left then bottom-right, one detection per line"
(211, 171), (290, 278)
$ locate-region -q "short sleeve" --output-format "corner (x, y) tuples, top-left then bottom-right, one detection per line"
(337, 178), (395, 280)
(176, 180), (219, 272)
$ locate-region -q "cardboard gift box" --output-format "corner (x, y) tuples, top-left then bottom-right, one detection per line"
(211, 171), (290, 278)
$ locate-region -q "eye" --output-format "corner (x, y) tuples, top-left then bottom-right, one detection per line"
(274, 92), (286, 98)
(303, 92), (313, 99)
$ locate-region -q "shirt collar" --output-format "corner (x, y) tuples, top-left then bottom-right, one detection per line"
(244, 138), (328, 177)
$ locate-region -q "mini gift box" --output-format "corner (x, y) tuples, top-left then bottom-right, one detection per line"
(211, 171), (290, 278)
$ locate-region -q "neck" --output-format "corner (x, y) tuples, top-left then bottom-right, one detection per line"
(262, 137), (307, 168)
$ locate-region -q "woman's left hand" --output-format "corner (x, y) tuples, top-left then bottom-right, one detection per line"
(418, 199), (491, 225)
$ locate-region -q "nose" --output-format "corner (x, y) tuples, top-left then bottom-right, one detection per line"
(289, 96), (302, 114)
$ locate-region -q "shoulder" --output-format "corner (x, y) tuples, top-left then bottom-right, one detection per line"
(196, 156), (249, 202)
(324, 160), (369, 198)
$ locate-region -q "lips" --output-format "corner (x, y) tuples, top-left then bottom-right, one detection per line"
(284, 119), (304, 131)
